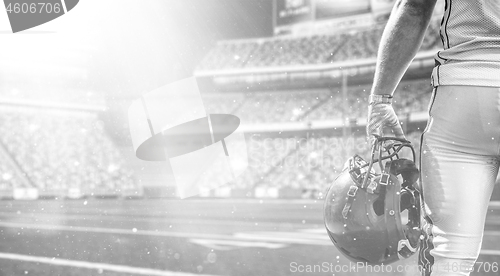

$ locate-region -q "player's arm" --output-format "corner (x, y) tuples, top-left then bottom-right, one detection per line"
(371, 0), (437, 96)
(367, 0), (437, 141)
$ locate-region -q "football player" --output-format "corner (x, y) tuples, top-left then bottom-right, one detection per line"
(367, 0), (500, 275)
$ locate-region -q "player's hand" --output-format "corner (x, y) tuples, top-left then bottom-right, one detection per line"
(366, 102), (405, 145)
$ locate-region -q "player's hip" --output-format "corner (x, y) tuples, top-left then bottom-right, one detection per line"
(423, 85), (500, 156)
(431, 58), (500, 87)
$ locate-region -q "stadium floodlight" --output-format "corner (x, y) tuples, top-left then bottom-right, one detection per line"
(128, 77), (248, 199)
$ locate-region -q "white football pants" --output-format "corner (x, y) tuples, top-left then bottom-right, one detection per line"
(419, 85), (499, 275)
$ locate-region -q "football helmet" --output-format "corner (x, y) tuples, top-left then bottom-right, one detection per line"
(324, 136), (421, 265)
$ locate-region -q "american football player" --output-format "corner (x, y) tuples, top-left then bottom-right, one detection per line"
(367, 0), (500, 275)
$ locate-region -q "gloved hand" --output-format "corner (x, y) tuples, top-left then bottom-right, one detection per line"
(366, 101), (405, 145)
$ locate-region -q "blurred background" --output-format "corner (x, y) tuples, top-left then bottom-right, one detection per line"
(0, 0), (498, 275)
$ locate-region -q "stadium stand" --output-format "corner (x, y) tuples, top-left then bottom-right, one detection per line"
(234, 89), (333, 124)
(0, 84), (105, 107)
(196, 73), (432, 198)
(197, 19), (441, 71)
(0, 16), (439, 200)
(202, 79), (432, 124)
(0, 106), (138, 198)
(0, 156), (22, 195)
(215, 130), (423, 199)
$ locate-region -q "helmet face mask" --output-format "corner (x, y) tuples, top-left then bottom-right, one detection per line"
(324, 137), (421, 265)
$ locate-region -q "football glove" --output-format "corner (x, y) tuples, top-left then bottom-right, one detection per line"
(367, 100), (405, 145)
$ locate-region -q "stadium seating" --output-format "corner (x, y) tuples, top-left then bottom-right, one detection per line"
(0, 78), (429, 198)
(0, 156), (22, 193)
(197, 19), (441, 71)
(0, 18), (440, 199)
(0, 106), (137, 197)
(203, 79), (432, 124)
(221, 130), (423, 199)
(0, 85), (105, 106)
(193, 17), (440, 198)
(198, 76), (432, 199)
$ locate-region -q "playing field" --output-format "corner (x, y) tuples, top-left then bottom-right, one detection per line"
(0, 199), (498, 276)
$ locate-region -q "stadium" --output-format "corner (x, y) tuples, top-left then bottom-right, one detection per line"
(0, 0), (498, 275)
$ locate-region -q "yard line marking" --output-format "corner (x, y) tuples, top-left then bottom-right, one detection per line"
(189, 239), (287, 250)
(298, 228), (326, 234)
(232, 231), (328, 240)
(0, 212), (319, 228)
(0, 221), (329, 246)
(0, 221), (226, 239)
(0, 252), (217, 276)
(233, 233), (328, 245)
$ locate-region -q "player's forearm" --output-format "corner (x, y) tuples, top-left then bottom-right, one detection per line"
(371, 0), (437, 96)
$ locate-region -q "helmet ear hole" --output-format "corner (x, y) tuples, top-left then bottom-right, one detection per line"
(400, 190), (412, 210)
(373, 196), (385, 216)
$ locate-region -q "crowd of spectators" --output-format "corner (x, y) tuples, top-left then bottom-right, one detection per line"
(193, 18), (441, 197)
(197, 41), (259, 70)
(203, 79), (432, 124)
(245, 34), (349, 67)
(201, 92), (246, 115)
(0, 19), (440, 197)
(0, 85), (105, 106)
(0, 107), (137, 196)
(0, 155), (22, 193)
(223, 130), (423, 198)
(196, 78), (432, 198)
(0, 79), (430, 198)
(197, 19), (441, 71)
(234, 89), (332, 124)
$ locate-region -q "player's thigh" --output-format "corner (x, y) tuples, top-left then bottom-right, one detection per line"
(420, 144), (497, 234)
(420, 85), (499, 236)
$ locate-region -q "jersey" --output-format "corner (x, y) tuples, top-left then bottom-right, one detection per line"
(431, 0), (500, 87)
